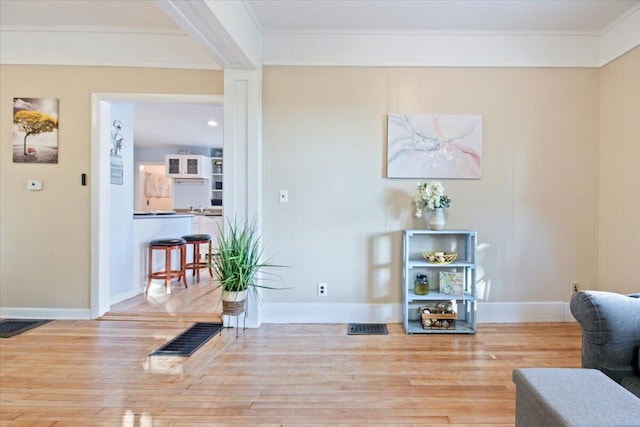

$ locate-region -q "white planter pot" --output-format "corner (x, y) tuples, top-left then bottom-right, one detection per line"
(222, 290), (247, 316)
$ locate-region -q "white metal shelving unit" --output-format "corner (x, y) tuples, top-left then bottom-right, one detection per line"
(402, 229), (477, 334)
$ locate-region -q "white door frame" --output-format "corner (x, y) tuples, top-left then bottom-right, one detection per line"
(89, 93), (224, 319)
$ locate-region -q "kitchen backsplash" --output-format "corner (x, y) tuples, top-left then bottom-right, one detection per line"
(173, 180), (210, 209)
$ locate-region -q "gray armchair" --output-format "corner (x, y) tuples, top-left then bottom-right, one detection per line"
(570, 290), (640, 397)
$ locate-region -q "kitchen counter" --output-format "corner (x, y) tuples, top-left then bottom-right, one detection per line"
(133, 213), (194, 219)
(174, 208), (223, 217)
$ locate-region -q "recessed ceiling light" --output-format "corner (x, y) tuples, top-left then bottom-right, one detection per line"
(207, 120), (218, 127)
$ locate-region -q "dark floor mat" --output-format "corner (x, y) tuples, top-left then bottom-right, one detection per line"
(347, 323), (388, 335)
(0, 319), (51, 338)
(151, 322), (223, 356)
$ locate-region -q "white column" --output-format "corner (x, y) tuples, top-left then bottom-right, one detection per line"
(223, 68), (263, 327)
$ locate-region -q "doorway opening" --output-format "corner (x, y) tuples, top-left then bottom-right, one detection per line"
(90, 93), (224, 321)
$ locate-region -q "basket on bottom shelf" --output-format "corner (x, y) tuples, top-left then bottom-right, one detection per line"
(420, 302), (457, 330)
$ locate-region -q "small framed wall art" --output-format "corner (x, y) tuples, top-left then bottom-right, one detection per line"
(110, 120), (124, 185)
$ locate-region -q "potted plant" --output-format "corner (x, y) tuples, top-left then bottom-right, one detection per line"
(212, 218), (281, 316)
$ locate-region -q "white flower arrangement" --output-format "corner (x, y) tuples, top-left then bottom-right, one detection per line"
(414, 181), (451, 218)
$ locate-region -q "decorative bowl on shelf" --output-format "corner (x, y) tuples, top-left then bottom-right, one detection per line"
(422, 252), (457, 264)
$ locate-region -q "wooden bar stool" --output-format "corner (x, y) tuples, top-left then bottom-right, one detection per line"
(147, 238), (187, 294)
(182, 234), (213, 283)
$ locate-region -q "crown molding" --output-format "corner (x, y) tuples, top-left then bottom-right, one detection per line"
(261, 32), (602, 68)
(0, 28), (221, 70)
(0, 24), (184, 35)
(1, 4), (638, 69)
(599, 4), (640, 65)
(257, 3), (639, 68)
(261, 28), (605, 37)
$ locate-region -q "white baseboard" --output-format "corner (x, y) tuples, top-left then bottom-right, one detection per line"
(478, 301), (576, 323)
(262, 301), (576, 324)
(110, 289), (142, 306)
(0, 302), (576, 324)
(0, 307), (91, 320)
(262, 303), (403, 324)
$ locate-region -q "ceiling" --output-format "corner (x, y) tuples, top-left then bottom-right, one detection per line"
(2, 0), (638, 37)
(247, 0), (639, 33)
(133, 102), (223, 149)
(2, 0), (638, 148)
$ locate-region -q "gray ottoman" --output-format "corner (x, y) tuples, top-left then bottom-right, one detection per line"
(513, 368), (640, 427)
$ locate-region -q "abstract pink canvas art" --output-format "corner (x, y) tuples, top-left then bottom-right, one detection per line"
(387, 114), (482, 179)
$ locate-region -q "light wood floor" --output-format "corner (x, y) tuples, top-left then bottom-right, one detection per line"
(103, 274), (223, 323)
(2, 273), (583, 425)
(1, 315), (582, 425)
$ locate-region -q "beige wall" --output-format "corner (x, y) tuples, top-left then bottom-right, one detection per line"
(262, 66), (601, 305)
(0, 65), (223, 309)
(2, 54), (636, 314)
(598, 47), (640, 294)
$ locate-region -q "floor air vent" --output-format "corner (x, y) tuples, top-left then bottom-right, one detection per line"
(0, 319), (51, 338)
(347, 323), (388, 335)
(151, 322), (223, 357)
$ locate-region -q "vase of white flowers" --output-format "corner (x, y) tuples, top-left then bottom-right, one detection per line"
(414, 181), (451, 230)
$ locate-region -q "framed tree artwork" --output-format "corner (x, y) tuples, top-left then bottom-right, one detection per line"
(12, 98), (59, 164)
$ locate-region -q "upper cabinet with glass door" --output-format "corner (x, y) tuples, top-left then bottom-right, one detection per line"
(165, 155), (211, 179)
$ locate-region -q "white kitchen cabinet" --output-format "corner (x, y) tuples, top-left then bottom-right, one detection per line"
(192, 215), (222, 236)
(165, 155), (211, 179)
(191, 215), (223, 258)
(200, 216), (223, 237)
(402, 229), (477, 334)
(189, 215), (219, 263)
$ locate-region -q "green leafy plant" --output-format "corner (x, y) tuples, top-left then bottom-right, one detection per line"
(212, 218), (283, 298)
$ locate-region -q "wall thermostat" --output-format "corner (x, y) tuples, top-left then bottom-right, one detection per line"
(27, 180), (43, 191)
